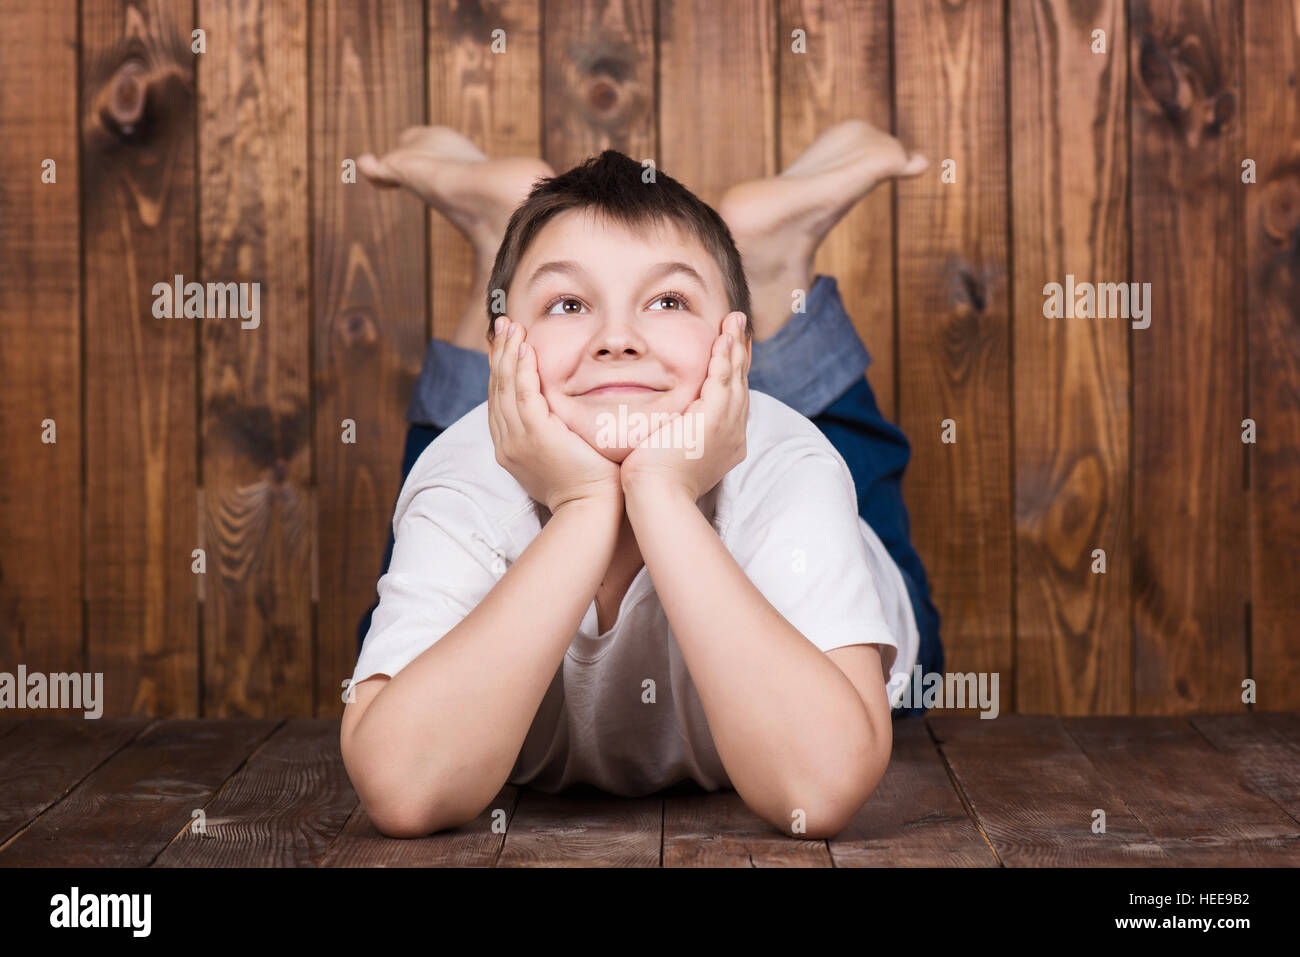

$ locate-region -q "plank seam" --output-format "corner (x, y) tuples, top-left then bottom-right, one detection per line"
(922, 718), (1003, 866)
(1188, 714), (1300, 829)
(145, 717), (288, 866)
(0, 718), (160, 858)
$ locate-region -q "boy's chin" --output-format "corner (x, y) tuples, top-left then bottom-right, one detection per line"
(589, 439), (635, 465)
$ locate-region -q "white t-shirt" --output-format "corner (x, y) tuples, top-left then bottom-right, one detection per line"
(350, 390), (919, 797)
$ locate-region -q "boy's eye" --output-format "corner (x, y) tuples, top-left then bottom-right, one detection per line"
(648, 291), (690, 311)
(545, 296), (587, 316)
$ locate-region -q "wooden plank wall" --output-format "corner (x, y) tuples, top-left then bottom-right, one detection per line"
(0, 0), (1295, 720)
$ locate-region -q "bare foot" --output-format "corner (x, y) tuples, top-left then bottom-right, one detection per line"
(358, 126), (556, 349)
(359, 125), (554, 253)
(717, 119), (927, 340)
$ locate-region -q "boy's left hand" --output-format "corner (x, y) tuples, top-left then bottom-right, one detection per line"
(620, 312), (750, 502)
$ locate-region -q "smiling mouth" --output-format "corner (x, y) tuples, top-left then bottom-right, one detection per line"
(578, 385), (664, 397)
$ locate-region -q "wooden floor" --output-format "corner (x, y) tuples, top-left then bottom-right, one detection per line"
(1, 714), (1297, 867)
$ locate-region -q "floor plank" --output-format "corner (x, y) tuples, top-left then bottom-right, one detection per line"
(0, 718), (276, 866)
(928, 715), (1172, 866)
(319, 785), (520, 867)
(153, 719), (355, 866)
(1189, 714), (1300, 824)
(1256, 711), (1300, 748)
(497, 788), (661, 867)
(830, 719), (995, 866)
(1064, 716), (1300, 866)
(664, 788), (831, 867)
(0, 717), (151, 848)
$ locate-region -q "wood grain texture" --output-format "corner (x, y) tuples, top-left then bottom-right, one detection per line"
(198, 0), (313, 717)
(1010, 0), (1130, 714)
(428, 0), (542, 343)
(658, 0), (776, 203)
(312, 0), (428, 717)
(542, 0), (654, 173)
(894, 0), (1012, 704)
(929, 715), (1174, 866)
(0, 717), (151, 847)
(1243, 0), (1300, 710)
(320, 785), (518, 865)
(0, 718), (276, 866)
(1129, 0), (1245, 714)
(80, 0), (200, 715)
(153, 719), (354, 865)
(0, 0), (82, 681)
(1065, 716), (1300, 865)
(1190, 714), (1300, 824)
(831, 718), (995, 866)
(663, 788), (831, 866)
(496, 787), (661, 866)
(779, 0), (897, 419)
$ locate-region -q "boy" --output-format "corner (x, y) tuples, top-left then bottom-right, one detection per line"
(342, 124), (941, 840)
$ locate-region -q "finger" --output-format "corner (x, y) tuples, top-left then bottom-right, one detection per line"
(698, 329), (731, 409)
(901, 152), (929, 177)
(498, 318), (525, 437)
(513, 332), (547, 427)
(730, 313), (750, 383)
(488, 316), (510, 441)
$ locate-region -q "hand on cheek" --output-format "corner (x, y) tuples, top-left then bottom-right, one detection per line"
(619, 312), (749, 501)
(487, 317), (623, 512)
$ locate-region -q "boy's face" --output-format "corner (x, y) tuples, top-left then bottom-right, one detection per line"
(504, 208), (746, 463)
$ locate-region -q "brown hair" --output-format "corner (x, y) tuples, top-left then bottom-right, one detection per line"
(484, 149), (752, 344)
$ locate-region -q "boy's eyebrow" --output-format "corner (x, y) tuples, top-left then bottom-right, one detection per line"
(643, 261), (709, 291)
(526, 259), (709, 292)
(526, 260), (589, 288)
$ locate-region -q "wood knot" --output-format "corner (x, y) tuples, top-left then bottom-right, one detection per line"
(1263, 178), (1300, 244)
(1203, 89), (1235, 138)
(107, 59), (148, 136)
(341, 311), (377, 348)
(1138, 33), (1181, 121)
(586, 77), (618, 112)
(958, 269), (987, 314)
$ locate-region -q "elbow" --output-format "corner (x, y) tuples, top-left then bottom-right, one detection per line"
(362, 780), (483, 838)
(782, 742), (892, 839)
(781, 787), (867, 840)
(367, 794), (458, 839)
(342, 747), (475, 838)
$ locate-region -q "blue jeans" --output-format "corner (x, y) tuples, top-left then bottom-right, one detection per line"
(358, 274), (943, 717)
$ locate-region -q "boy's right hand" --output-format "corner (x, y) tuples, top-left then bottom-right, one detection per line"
(488, 317), (622, 514)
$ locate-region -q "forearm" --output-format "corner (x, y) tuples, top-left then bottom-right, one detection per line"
(347, 494), (620, 827)
(624, 481), (886, 834)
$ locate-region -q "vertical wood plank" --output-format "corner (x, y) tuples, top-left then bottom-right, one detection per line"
(1243, 0), (1300, 709)
(541, 0), (655, 174)
(1010, 0), (1130, 713)
(778, 0), (896, 419)
(1129, 0), (1245, 713)
(894, 0), (1012, 700)
(81, 0), (199, 715)
(312, 0), (428, 716)
(427, 1), (542, 344)
(658, 0), (776, 203)
(0, 1), (82, 676)
(198, 0), (313, 716)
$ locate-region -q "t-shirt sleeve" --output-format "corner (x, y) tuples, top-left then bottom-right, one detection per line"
(729, 448), (900, 666)
(350, 481), (502, 688)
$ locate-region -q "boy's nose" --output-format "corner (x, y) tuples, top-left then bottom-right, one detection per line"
(592, 314), (647, 357)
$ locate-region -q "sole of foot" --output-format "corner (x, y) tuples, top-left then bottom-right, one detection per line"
(358, 125), (555, 250)
(717, 118), (928, 261)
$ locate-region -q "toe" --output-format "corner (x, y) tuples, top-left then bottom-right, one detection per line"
(901, 152), (929, 176)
